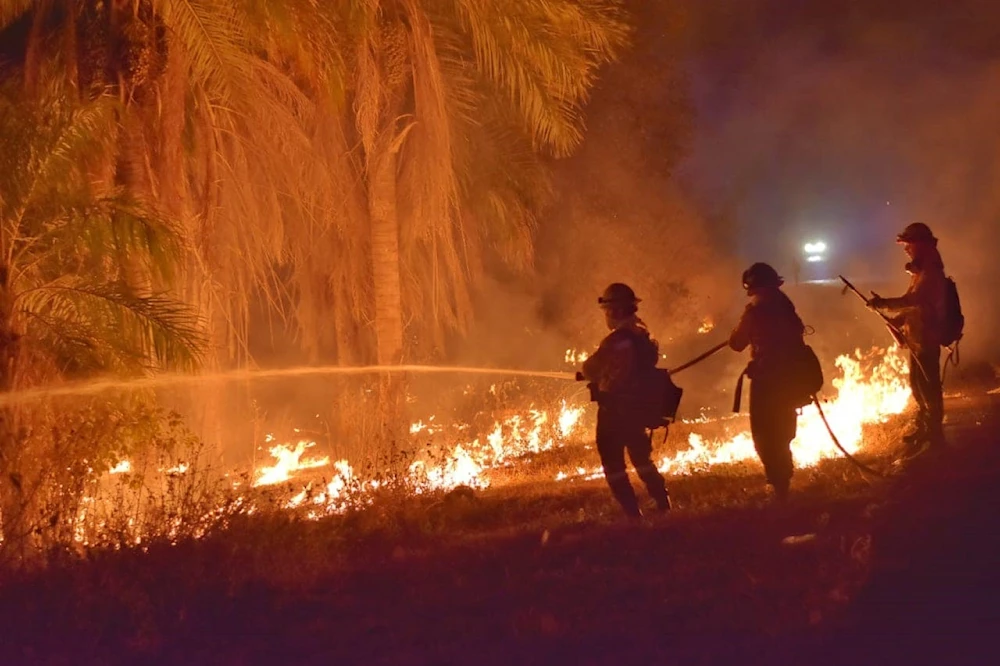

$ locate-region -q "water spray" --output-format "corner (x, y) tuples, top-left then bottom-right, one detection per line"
(0, 365), (577, 407)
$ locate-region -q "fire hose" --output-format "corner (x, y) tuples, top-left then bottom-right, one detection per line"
(668, 341), (729, 375)
(658, 342), (885, 478)
(573, 340), (729, 384)
(574, 340), (886, 477)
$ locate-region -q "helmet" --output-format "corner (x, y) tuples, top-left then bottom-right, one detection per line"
(598, 283), (640, 308)
(896, 222), (937, 244)
(742, 263), (783, 291)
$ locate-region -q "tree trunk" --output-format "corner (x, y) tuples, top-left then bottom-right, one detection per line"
(369, 147), (404, 366)
(23, 0), (54, 95)
(0, 268), (25, 558)
(368, 145), (408, 449)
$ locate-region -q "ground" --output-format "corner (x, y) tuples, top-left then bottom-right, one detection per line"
(2, 389), (999, 665)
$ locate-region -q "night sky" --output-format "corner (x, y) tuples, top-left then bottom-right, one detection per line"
(679, 0), (1000, 281)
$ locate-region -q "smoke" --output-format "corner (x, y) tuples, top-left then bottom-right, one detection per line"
(449, 0), (1000, 413)
(681, 0), (1000, 364)
(461, 2), (739, 374)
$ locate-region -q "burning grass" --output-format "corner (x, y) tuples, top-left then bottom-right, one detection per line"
(0, 343), (915, 563)
(3, 379), (995, 665)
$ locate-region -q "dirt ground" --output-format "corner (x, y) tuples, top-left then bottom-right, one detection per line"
(1, 390), (999, 665)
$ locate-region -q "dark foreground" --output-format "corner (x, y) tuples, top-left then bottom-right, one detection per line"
(2, 393), (1000, 665)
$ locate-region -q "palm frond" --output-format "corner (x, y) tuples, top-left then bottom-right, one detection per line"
(0, 0), (33, 32)
(154, 0), (252, 102)
(16, 278), (206, 373)
(0, 88), (118, 223)
(19, 192), (187, 284)
(451, 0), (628, 156)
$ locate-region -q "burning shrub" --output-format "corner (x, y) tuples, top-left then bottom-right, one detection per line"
(0, 396), (259, 566)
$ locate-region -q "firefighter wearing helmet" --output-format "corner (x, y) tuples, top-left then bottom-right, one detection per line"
(869, 222), (950, 453)
(578, 283), (672, 518)
(728, 263), (806, 501)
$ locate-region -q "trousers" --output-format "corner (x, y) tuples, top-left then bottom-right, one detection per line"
(595, 406), (670, 516)
(910, 348), (943, 438)
(749, 376), (798, 491)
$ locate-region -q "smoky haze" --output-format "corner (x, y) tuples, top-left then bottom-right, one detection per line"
(682, 0), (1000, 365)
(453, 0), (1000, 423)
(456, 0), (740, 379)
(239, 0), (1000, 442)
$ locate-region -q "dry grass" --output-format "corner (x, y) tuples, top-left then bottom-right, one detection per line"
(1, 380), (994, 665)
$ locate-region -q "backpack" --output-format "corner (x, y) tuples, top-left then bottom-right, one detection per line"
(732, 343), (823, 413)
(941, 276), (964, 347)
(635, 367), (684, 429)
(580, 327), (684, 429)
(786, 343), (824, 408)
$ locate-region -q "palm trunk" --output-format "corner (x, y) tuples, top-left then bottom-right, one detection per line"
(369, 148), (404, 366)
(368, 146), (407, 448)
(0, 269), (25, 557)
(23, 0), (53, 94)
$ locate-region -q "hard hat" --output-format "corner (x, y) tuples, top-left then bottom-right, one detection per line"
(742, 263), (784, 291)
(598, 283), (640, 308)
(896, 222), (937, 244)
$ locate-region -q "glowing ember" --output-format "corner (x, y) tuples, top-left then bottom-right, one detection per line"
(698, 318), (715, 334)
(254, 440), (330, 486)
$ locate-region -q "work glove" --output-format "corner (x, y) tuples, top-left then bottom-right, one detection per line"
(868, 296), (886, 310)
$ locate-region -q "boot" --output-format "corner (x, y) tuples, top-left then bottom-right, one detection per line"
(902, 418), (927, 446)
(608, 479), (642, 519)
(655, 493), (673, 512)
(924, 423), (946, 449)
(901, 418), (928, 456)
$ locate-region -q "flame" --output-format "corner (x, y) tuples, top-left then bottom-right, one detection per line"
(558, 404), (584, 438)
(254, 440), (330, 487)
(565, 349), (590, 364)
(259, 346), (909, 507)
(698, 318), (715, 334)
(557, 345), (911, 480)
(410, 445), (485, 491)
(62, 343), (917, 548)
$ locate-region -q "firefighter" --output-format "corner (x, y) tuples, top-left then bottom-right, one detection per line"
(870, 222), (948, 452)
(729, 263), (805, 501)
(579, 283), (671, 518)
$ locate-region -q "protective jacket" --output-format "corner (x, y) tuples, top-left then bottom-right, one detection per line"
(581, 317), (659, 398)
(878, 248), (948, 351)
(729, 286), (805, 497)
(729, 288), (805, 373)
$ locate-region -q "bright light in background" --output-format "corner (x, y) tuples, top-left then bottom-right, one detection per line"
(803, 241), (827, 254)
(806, 255), (824, 263)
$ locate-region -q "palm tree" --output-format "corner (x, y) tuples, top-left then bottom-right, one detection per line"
(1, 0), (629, 369)
(0, 1), (349, 361)
(0, 85), (204, 550)
(313, 0), (630, 365)
(0, 1), (359, 462)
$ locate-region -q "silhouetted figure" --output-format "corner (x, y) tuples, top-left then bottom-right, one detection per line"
(579, 283), (671, 518)
(729, 263), (806, 501)
(870, 222), (949, 453)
